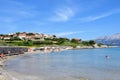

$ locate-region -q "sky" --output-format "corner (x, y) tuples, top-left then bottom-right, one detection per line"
(0, 0), (120, 40)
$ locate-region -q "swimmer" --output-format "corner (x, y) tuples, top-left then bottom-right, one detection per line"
(105, 55), (110, 59)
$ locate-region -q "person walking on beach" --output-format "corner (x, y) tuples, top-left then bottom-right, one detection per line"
(0, 53), (6, 67)
(0, 53), (4, 59)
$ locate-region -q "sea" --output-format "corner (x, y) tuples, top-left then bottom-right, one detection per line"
(4, 47), (120, 80)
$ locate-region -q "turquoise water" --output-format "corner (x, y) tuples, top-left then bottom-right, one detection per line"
(4, 48), (120, 80)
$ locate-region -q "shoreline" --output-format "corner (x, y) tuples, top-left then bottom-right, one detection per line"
(0, 53), (30, 80)
(0, 50), (41, 80)
(0, 45), (118, 80)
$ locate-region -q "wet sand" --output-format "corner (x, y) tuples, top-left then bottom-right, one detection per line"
(0, 53), (33, 80)
(0, 50), (54, 80)
(0, 55), (20, 80)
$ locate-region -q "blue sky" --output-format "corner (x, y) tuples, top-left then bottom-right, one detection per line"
(0, 0), (120, 40)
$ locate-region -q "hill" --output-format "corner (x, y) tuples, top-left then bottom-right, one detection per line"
(95, 33), (120, 46)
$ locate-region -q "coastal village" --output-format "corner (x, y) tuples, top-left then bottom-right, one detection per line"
(0, 32), (74, 58)
(0, 32), (55, 40)
(0, 32), (109, 56)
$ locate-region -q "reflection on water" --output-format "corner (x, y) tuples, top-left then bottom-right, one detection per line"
(4, 48), (120, 80)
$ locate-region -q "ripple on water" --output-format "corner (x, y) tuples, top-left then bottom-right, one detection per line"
(4, 48), (120, 80)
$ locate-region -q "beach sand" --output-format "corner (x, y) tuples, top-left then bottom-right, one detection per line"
(0, 67), (12, 80)
(0, 51), (45, 80)
(0, 53), (32, 80)
(0, 57), (16, 80)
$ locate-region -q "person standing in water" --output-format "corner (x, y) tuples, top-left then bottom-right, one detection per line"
(105, 55), (110, 59)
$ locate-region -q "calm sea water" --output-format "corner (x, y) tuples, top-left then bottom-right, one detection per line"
(4, 47), (120, 80)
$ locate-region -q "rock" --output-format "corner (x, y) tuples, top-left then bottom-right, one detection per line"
(0, 75), (6, 80)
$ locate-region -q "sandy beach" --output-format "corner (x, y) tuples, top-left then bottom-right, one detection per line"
(0, 67), (12, 80)
(0, 47), (63, 80)
(0, 52), (34, 80)
(0, 46), (71, 80)
(0, 55), (21, 80)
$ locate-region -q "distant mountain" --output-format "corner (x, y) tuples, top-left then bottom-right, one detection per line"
(95, 33), (120, 46)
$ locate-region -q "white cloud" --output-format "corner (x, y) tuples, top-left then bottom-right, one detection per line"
(54, 31), (85, 37)
(80, 9), (120, 22)
(51, 7), (75, 22)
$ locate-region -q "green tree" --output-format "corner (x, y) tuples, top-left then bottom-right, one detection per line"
(24, 40), (33, 46)
(88, 40), (96, 46)
(53, 35), (56, 38)
(0, 34), (4, 36)
(16, 32), (20, 36)
(27, 33), (34, 35)
(71, 38), (80, 43)
(11, 37), (21, 41)
(82, 41), (89, 46)
(97, 43), (103, 47)
(57, 38), (68, 45)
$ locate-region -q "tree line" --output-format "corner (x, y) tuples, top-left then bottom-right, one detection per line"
(0, 37), (97, 47)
